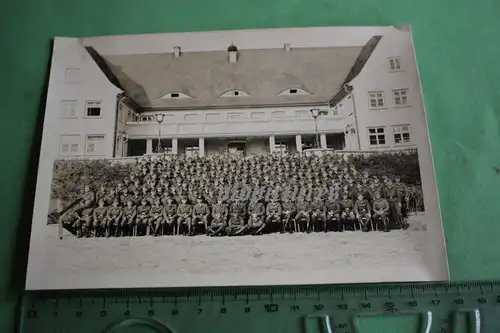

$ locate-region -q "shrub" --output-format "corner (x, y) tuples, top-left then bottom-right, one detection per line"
(349, 150), (421, 184)
(51, 159), (131, 205)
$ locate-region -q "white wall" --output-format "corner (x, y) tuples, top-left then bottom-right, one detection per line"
(115, 100), (137, 157)
(349, 29), (425, 151)
(52, 38), (121, 159)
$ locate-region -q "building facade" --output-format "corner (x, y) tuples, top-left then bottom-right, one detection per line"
(50, 27), (425, 159)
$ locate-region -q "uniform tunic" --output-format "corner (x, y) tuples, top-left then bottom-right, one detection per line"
(193, 203), (209, 215)
(107, 206), (123, 219)
(163, 204), (177, 216)
(266, 202), (282, 216)
(93, 207), (108, 221)
(212, 204), (228, 218)
(248, 202), (265, 215)
(372, 198), (390, 212)
(325, 201), (341, 214)
(353, 199), (371, 215)
(123, 206), (137, 219)
(340, 199), (354, 211)
(137, 205), (151, 218)
(177, 204), (192, 216)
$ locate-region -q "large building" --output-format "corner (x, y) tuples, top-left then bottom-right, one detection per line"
(48, 26), (424, 159)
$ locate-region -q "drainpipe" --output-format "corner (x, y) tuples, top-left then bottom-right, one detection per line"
(350, 91), (362, 150)
(113, 92), (127, 158)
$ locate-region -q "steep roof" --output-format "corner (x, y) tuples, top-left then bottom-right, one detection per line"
(86, 36), (381, 110)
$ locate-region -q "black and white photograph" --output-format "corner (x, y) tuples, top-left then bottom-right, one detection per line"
(26, 26), (449, 290)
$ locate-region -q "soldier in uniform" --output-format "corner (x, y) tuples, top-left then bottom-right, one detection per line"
(372, 191), (390, 232)
(281, 197), (296, 233)
(325, 193), (341, 232)
(120, 188), (132, 206)
(295, 198), (310, 232)
(105, 199), (123, 237)
(176, 196), (192, 236)
(384, 179), (407, 229)
(136, 199), (151, 236)
(73, 201), (94, 238)
(247, 198), (266, 235)
(310, 197), (326, 232)
(93, 199), (108, 237)
(394, 176), (409, 225)
(265, 198), (282, 233)
(192, 196), (210, 235)
(81, 185), (96, 207)
(228, 197), (247, 236)
(104, 189), (117, 206)
(209, 198), (228, 236)
(353, 193), (372, 232)
(372, 177), (385, 198)
(149, 197), (165, 236)
(96, 185), (108, 204)
(340, 192), (355, 231)
(121, 199), (137, 236)
(162, 196), (177, 235)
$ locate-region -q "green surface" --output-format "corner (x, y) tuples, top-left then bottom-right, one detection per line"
(1, 0), (500, 331)
(19, 281), (500, 332)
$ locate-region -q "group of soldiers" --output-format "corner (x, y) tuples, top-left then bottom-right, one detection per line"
(58, 152), (424, 238)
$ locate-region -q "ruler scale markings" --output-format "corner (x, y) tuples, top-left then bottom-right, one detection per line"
(20, 281), (500, 333)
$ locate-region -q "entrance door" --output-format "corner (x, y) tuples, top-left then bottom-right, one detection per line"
(227, 141), (246, 156)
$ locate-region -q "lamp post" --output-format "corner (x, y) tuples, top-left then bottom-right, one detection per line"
(310, 108), (328, 148)
(155, 113), (165, 153)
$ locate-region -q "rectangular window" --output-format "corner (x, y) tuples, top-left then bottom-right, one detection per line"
(389, 57), (401, 71)
(140, 115), (154, 122)
(228, 113), (243, 120)
(206, 113), (222, 121)
(368, 127), (386, 146)
(393, 125), (411, 144)
(272, 111), (286, 118)
(85, 101), (102, 117)
(393, 89), (409, 106)
(251, 112), (264, 119)
(274, 142), (289, 155)
(86, 135), (105, 155)
(64, 68), (80, 83)
(60, 135), (80, 155)
(185, 144), (199, 158)
(295, 110), (309, 118)
(185, 114), (199, 121)
(60, 100), (77, 118)
(368, 91), (385, 109)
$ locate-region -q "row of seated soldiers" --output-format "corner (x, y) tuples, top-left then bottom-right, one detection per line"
(63, 180), (410, 238)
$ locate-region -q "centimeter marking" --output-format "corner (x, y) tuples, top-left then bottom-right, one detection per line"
(21, 281), (500, 333)
(25, 280), (500, 302)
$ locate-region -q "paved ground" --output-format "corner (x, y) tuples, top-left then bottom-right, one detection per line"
(30, 214), (433, 289)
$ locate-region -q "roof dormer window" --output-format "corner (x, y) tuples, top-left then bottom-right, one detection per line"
(159, 92), (192, 99)
(221, 90), (249, 97)
(278, 88), (311, 96)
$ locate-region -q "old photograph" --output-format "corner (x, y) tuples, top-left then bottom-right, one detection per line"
(26, 26), (449, 290)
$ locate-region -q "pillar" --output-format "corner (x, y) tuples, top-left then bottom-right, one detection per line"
(146, 138), (153, 154)
(198, 137), (205, 157)
(172, 138), (178, 155)
(269, 135), (275, 153)
(295, 134), (302, 153)
(320, 134), (327, 149)
(344, 131), (351, 150)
